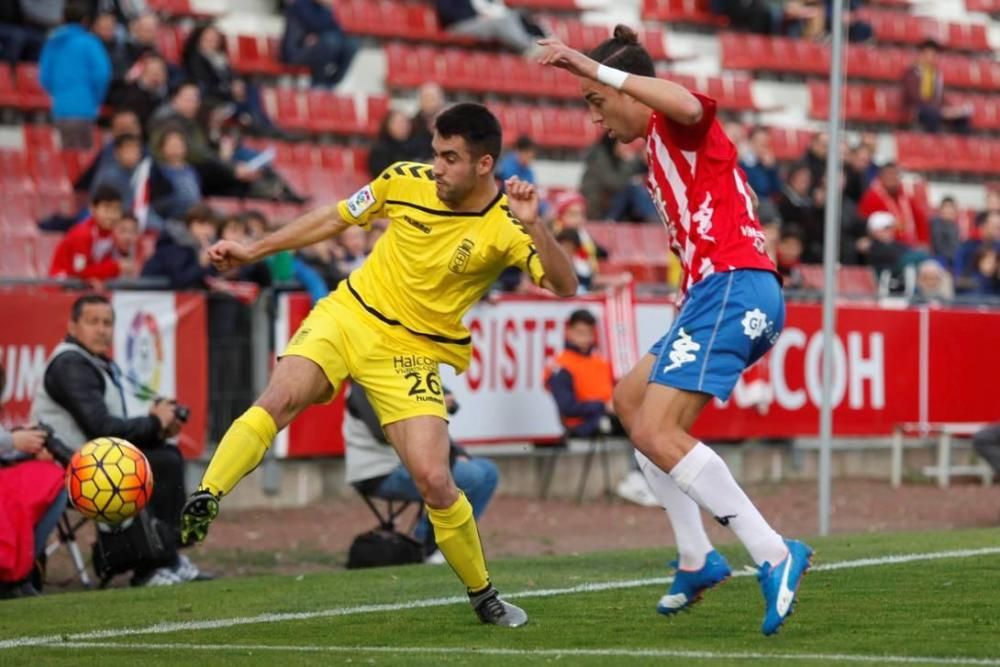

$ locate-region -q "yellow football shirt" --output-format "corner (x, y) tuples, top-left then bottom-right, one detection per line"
(332, 161), (547, 372)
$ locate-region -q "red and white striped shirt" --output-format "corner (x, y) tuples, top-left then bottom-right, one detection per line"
(644, 93), (776, 294)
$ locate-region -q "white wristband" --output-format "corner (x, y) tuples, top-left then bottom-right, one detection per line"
(596, 64), (628, 90)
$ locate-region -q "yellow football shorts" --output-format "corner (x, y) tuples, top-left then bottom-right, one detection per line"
(281, 293), (448, 425)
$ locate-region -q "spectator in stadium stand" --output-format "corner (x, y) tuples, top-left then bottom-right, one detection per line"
(280, 0), (358, 88)
(215, 215), (273, 287)
(182, 24), (278, 137)
(109, 212), (143, 278)
(107, 53), (169, 131)
(709, 0), (775, 34)
(972, 424), (1000, 480)
(30, 294), (208, 586)
(555, 229), (591, 293)
(903, 38), (972, 135)
(955, 210), (1000, 284)
(39, 1), (112, 150)
(150, 81), (261, 198)
(776, 163), (822, 263)
(91, 133), (146, 211)
(121, 11), (159, 72)
(862, 211), (914, 281)
(90, 11), (126, 75)
(6, 1), (70, 63)
(858, 163), (928, 246)
(344, 383), (500, 563)
(978, 190), (1000, 225)
(409, 82), (446, 161)
(434, 0), (544, 55)
(334, 225), (369, 275)
(739, 127), (782, 201)
(815, 167), (867, 266)
(843, 142), (874, 203)
(800, 131), (827, 192)
(930, 197), (962, 266)
(959, 246), (1000, 298)
(580, 136), (657, 223)
(92, 0), (148, 27)
(296, 239), (345, 294)
(497, 135), (537, 186)
(775, 224), (805, 288)
(367, 109), (418, 179)
(0, 362), (67, 600)
(141, 203), (220, 289)
(151, 127), (203, 222)
(911, 259), (954, 305)
(553, 191), (604, 263)
(48, 185), (129, 281)
(544, 309), (657, 507)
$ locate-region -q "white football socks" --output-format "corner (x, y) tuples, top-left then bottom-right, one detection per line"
(669, 442), (787, 567)
(635, 449), (713, 570)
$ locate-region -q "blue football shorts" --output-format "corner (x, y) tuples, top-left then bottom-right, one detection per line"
(648, 269), (785, 400)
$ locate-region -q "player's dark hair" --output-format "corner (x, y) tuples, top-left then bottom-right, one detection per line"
(567, 309), (597, 327)
(71, 294), (112, 322)
(91, 184), (123, 206)
(587, 25), (655, 78)
(434, 103), (503, 163)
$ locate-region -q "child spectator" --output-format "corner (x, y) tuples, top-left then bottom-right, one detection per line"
(776, 225), (805, 287)
(497, 135), (537, 185)
(39, 1), (111, 149)
(216, 215), (272, 286)
(48, 186), (126, 281)
(955, 211), (1000, 282)
(335, 225), (369, 275)
(152, 127), (202, 222)
(111, 212), (143, 279)
(91, 133), (144, 210)
(141, 203), (218, 289)
(930, 197), (961, 266)
(961, 247), (1000, 298)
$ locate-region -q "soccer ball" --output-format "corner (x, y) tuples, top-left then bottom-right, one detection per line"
(66, 437), (154, 524)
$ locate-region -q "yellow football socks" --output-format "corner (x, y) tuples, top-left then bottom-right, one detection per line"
(426, 492), (490, 593)
(201, 406), (278, 497)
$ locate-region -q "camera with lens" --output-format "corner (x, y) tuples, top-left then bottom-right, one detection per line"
(154, 398), (190, 424)
(0, 422), (74, 467)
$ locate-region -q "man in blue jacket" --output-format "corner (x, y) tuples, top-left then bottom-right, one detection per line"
(39, 1), (111, 149)
(280, 0), (357, 88)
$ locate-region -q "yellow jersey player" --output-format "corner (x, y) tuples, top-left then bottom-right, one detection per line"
(179, 103), (577, 627)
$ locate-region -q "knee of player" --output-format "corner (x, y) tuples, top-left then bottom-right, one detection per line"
(630, 423), (688, 460)
(413, 466), (455, 499)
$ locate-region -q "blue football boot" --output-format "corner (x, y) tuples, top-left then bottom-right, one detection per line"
(758, 539), (814, 636)
(656, 549), (732, 615)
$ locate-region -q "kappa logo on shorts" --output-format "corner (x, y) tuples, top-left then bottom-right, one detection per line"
(741, 308), (769, 340)
(663, 328), (700, 373)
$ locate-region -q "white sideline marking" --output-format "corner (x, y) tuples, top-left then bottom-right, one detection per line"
(2, 546), (999, 651)
(41, 642), (1000, 665)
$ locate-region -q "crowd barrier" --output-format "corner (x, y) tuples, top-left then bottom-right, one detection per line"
(2, 286), (999, 459)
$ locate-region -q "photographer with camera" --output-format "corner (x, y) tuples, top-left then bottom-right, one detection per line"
(30, 294), (209, 586)
(0, 365), (68, 599)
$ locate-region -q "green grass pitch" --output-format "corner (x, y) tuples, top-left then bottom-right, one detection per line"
(2, 528), (999, 666)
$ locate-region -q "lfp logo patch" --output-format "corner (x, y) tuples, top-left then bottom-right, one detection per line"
(125, 311), (163, 400)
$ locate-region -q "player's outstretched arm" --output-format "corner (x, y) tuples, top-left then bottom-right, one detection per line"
(208, 203), (349, 272)
(506, 177), (578, 298)
(536, 39), (703, 126)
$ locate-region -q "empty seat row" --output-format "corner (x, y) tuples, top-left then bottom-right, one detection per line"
(0, 230), (63, 279)
(721, 33), (1000, 92)
(261, 88), (389, 137)
(491, 103), (601, 149)
(641, 0), (726, 26)
(965, 0), (1000, 12)
(856, 7), (992, 52)
(895, 132), (1000, 175)
(808, 82), (1000, 131)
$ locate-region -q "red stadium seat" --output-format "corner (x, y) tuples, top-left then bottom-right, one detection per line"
(769, 128), (815, 162)
(642, 0), (726, 26)
(0, 230), (39, 278)
(366, 95), (389, 136)
(506, 0), (578, 10)
(305, 90), (361, 135)
(15, 64), (50, 111)
(33, 232), (64, 275)
(266, 87), (310, 133)
(0, 65), (19, 109)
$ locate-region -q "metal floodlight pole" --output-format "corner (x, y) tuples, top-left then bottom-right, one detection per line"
(819, 0), (847, 537)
